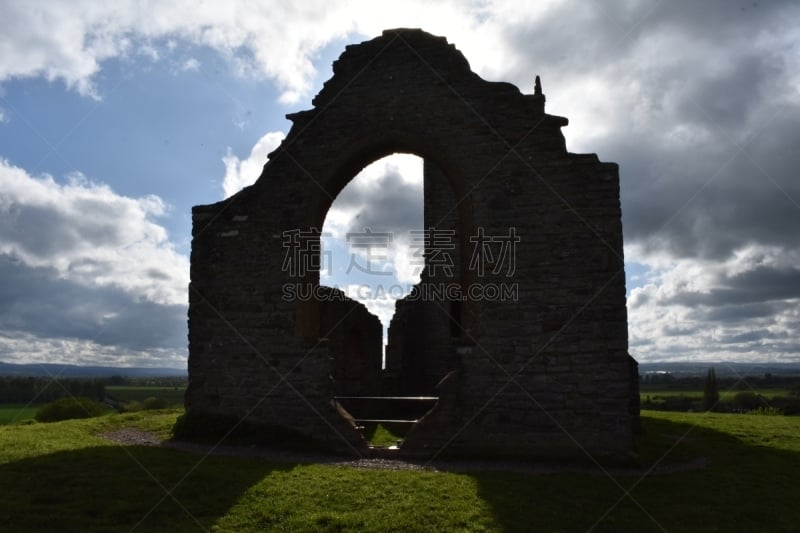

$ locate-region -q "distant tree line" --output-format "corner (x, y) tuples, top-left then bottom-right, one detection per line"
(107, 375), (187, 387)
(0, 377), (105, 403)
(641, 367), (800, 415)
(641, 390), (800, 415)
(640, 371), (800, 391)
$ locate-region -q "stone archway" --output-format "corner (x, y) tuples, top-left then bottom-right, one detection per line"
(296, 130), (479, 342)
(183, 28), (638, 459)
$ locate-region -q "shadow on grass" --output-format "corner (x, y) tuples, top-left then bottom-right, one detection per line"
(2, 415), (798, 532)
(468, 414), (800, 533)
(0, 444), (292, 532)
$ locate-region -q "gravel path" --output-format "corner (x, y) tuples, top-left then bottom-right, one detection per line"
(100, 428), (709, 475)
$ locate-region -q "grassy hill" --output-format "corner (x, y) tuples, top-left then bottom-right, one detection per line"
(0, 409), (798, 531)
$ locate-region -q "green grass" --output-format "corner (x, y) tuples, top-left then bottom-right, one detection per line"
(107, 385), (186, 406)
(0, 409), (798, 531)
(359, 422), (409, 447)
(0, 403), (39, 425)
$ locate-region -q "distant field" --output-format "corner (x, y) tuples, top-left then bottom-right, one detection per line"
(0, 386), (185, 425)
(106, 385), (185, 406)
(640, 387), (793, 401)
(0, 404), (38, 425)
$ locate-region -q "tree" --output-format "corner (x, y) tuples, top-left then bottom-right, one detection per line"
(732, 391), (762, 411)
(703, 367), (720, 411)
(35, 397), (107, 423)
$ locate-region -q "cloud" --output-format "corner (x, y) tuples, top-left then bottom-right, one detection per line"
(233, 1), (798, 363)
(0, 159), (188, 365)
(221, 131), (285, 198)
(0, 1), (352, 101)
(323, 155), (424, 286)
(0, 0), (528, 102)
(488, 0), (800, 266)
(469, 0), (799, 362)
(627, 245), (800, 362)
(1, 1), (797, 111)
(0, 255), (186, 352)
(231, 0), (798, 362)
(3, 1), (799, 363)
(0, 330), (186, 368)
(0, 161), (187, 305)
(324, 155), (423, 236)
(180, 57), (200, 72)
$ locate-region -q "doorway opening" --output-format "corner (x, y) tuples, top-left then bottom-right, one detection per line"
(321, 154), (429, 448)
(320, 153), (424, 367)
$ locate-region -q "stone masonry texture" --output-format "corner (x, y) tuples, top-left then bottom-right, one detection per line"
(185, 28), (639, 459)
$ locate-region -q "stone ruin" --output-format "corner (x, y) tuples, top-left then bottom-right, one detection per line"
(183, 28), (639, 459)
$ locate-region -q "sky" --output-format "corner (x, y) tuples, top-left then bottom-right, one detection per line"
(0, 0), (798, 368)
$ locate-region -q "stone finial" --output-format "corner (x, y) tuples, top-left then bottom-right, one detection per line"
(534, 75), (542, 96)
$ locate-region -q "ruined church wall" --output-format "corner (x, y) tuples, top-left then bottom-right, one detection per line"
(445, 154), (630, 454)
(185, 28), (635, 457)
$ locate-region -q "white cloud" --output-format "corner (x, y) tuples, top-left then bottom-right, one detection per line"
(0, 0), (517, 102)
(627, 245), (800, 363)
(0, 108), (6, 123)
(0, 2), (127, 98)
(0, 159), (190, 365)
(0, 159), (188, 306)
(1, 1), (797, 116)
(221, 131), (285, 198)
(392, 238), (425, 286)
(181, 57), (200, 72)
(4, 1), (799, 365)
(0, 1), (346, 101)
(0, 330), (186, 368)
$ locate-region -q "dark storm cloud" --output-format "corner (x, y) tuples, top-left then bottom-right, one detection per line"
(0, 196), (134, 259)
(617, 104), (800, 260)
(719, 329), (774, 345)
(610, 84), (798, 261)
(669, 266), (800, 308)
(1, 204), (95, 258)
(335, 167), (424, 236)
(0, 254), (186, 352)
(704, 302), (783, 322)
(498, 0), (800, 262)
(661, 324), (699, 337)
(674, 53), (783, 131)
(505, 0), (795, 73)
